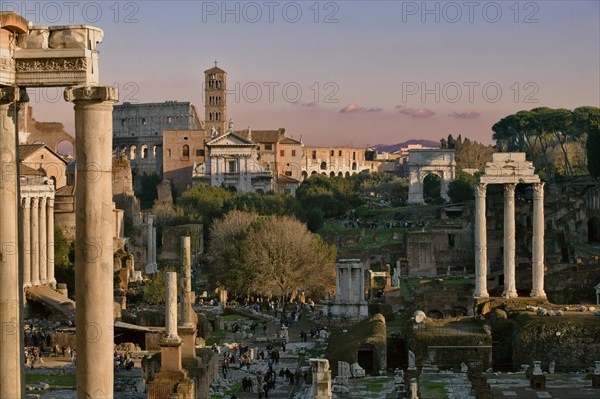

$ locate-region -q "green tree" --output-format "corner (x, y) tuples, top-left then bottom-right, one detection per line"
(54, 226), (75, 298)
(447, 172), (476, 203)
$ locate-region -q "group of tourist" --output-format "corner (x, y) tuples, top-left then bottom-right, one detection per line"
(114, 351), (134, 370)
(25, 346), (43, 368)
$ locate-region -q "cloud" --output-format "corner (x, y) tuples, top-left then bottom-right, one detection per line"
(396, 106), (435, 118)
(448, 110), (481, 119)
(292, 101), (318, 108)
(339, 103), (383, 114)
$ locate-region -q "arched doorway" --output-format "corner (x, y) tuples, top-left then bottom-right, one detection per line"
(423, 173), (441, 203)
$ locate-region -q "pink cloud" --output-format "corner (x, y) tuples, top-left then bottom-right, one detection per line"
(340, 103), (383, 114)
(396, 106), (435, 118)
(448, 110), (481, 119)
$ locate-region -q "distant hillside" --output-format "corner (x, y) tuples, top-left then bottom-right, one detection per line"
(373, 139), (440, 153)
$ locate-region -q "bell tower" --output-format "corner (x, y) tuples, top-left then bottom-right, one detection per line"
(204, 61), (227, 137)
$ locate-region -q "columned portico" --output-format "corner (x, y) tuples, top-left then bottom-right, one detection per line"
(474, 153), (544, 299)
(39, 196), (47, 284)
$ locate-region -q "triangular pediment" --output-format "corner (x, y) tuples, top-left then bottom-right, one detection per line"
(207, 132), (255, 147)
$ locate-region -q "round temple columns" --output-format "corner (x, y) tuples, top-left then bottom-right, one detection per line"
(530, 183), (547, 298)
(502, 184), (518, 298)
(473, 183), (489, 298)
(65, 85), (118, 399)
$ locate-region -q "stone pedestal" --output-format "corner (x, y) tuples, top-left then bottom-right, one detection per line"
(0, 86), (27, 399)
(310, 358), (332, 399)
(65, 85), (118, 399)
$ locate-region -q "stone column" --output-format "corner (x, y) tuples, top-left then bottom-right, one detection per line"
(39, 196), (47, 284)
(503, 184), (518, 298)
(47, 198), (56, 287)
(166, 272), (178, 338)
(22, 196), (31, 288)
(0, 86), (27, 399)
(145, 215), (157, 274)
(30, 196), (40, 286)
(152, 225), (157, 271)
(347, 267), (352, 303)
(531, 183), (546, 298)
(181, 236), (194, 327)
(474, 183), (489, 298)
(65, 86), (118, 399)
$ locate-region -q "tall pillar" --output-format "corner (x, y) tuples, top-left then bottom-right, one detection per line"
(503, 184), (518, 298)
(474, 183), (489, 298)
(347, 267), (352, 303)
(181, 236), (194, 327)
(146, 215), (157, 274)
(22, 196), (31, 288)
(152, 225), (157, 271)
(0, 86), (27, 399)
(39, 196), (47, 284)
(531, 183), (546, 298)
(166, 272), (178, 338)
(30, 196), (40, 286)
(47, 198), (56, 287)
(65, 86), (118, 399)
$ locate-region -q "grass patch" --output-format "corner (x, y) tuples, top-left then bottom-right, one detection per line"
(419, 382), (448, 399)
(206, 329), (227, 346)
(223, 314), (245, 321)
(26, 374), (76, 387)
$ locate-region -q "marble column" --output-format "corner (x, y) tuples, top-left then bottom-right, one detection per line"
(47, 198), (56, 287)
(503, 184), (518, 298)
(152, 226), (157, 271)
(166, 271), (178, 338)
(22, 196), (31, 288)
(181, 236), (194, 327)
(531, 183), (546, 298)
(39, 196), (47, 284)
(0, 86), (27, 399)
(65, 86), (118, 399)
(30, 196), (40, 286)
(347, 267), (352, 303)
(474, 183), (489, 298)
(146, 215), (157, 274)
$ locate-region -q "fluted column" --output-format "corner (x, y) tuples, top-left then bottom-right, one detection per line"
(47, 197), (56, 287)
(145, 215), (157, 274)
(65, 86), (118, 399)
(0, 86), (27, 399)
(30, 196), (40, 286)
(503, 184), (518, 298)
(22, 197), (31, 288)
(531, 183), (546, 298)
(39, 196), (47, 284)
(474, 183), (489, 298)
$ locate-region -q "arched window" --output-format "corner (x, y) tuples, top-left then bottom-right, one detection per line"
(182, 145), (190, 160)
(216, 112), (221, 121)
(209, 113), (214, 121)
(141, 144), (148, 159)
(320, 162), (327, 170)
(153, 145), (158, 158)
(352, 162), (357, 170)
(130, 145), (137, 160)
(330, 150), (334, 156)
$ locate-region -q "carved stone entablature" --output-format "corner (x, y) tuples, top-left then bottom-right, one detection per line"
(64, 86), (118, 103)
(13, 25), (103, 87)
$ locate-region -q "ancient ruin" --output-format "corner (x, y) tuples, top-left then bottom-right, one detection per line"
(325, 259), (368, 320)
(407, 149), (456, 204)
(474, 153), (546, 299)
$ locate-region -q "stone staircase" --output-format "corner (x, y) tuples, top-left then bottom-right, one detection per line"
(26, 285), (76, 319)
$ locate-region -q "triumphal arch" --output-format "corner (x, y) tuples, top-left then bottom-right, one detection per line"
(407, 149), (456, 204)
(1, 12), (118, 398)
(473, 152), (546, 299)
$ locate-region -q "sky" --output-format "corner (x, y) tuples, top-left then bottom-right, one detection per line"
(11, 0), (600, 147)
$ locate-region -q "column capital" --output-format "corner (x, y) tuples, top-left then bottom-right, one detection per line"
(504, 183), (517, 197)
(30, 196), (39, 206)
(475, 182), (487, 197)
(532, 182), (545, 199)
(64, 86), (119, 103)
(22, 196), (31, 208)
(0, 87), (28, 104)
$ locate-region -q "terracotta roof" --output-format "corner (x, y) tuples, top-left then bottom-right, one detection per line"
(236, 129), (285, 143)
(204, 66), (227, 74)
(277, 174), (300, 184)
(280, 137), (301, 145)
(20, 163), (43, 176)
(18, 144), (45, 160)
(19, 144), (69, 164)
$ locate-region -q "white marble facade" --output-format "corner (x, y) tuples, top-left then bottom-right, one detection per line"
(20, 175), (56, 288)
(325, 259), (368, 320)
